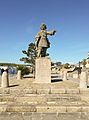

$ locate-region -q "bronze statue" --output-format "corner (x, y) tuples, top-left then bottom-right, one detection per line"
(35, 24), (56, 57)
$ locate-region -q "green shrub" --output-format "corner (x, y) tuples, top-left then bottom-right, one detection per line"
(17, 65), (30, 76)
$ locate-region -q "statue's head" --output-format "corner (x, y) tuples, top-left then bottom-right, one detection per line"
(40, 24), (47, 30)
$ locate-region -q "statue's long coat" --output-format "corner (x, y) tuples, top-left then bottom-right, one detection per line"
(35, 30), (50, 48)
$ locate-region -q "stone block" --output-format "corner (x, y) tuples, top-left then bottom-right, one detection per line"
(0, 96), (15, 102)
(6, 105), (36, 112)
(15, 96), (47, 104)
(57, 113), (81, 120)
(50, 89), (66, 94)
(66, 89), (80, 94)
(66, 106), (81, 112)
(35, 57), (51, 83)
(80, 112), (89, 120)
(23, 89), (37, 94)
(42, 113), (57, 120)
(0, 106), (7, 112)
(32, 113), (42, 120)
(36, 106), (66, 113)
(79, 89), (89, 94)
(82, 106), (89, 112)
(85, 112), (89, 120)
(0, 88), (10, 94)
(22, 113), (32, 120)
(10, 89), (37, 95)
(9, 113), (23, 120)
(36, 89), (50, 94)
(10, 89), (23, 95)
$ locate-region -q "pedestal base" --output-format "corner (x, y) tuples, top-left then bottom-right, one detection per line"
(35, 57), (51, 83)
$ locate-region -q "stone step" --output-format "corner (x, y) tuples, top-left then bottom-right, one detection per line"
(36, 105), (89, 113)
(0, 94), (87, 107)
(0, 104), (89, 113)
(0, 112), (88, 120)
(0, 88), (89, 95)
(0, 104), (36, 112)
(0, 94), (81, 103)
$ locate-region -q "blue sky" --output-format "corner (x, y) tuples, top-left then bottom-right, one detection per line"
(0, 0), (89, 64)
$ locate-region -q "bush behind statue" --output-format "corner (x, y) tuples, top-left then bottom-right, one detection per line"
(17, 65), (30, 76)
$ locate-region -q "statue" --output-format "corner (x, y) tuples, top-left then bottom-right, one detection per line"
(35, 24), (56, 57)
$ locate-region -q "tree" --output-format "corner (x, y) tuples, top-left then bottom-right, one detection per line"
(20, 43), (37, 69)
(82, 59), (86, 67)
(0, 63), (18, 67)
(63, 63), (70, 69)
(17, 65), (30, 76)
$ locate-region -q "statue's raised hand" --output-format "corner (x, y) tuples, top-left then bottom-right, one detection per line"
(53, 30), (56, 35)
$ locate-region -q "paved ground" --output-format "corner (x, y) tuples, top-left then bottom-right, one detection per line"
(0, 74), (79, 89)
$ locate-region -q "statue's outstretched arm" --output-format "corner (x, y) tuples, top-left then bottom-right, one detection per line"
(47, 30), (56, 36)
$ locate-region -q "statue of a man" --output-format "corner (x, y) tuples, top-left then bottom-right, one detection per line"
(35, 24), (56, 57)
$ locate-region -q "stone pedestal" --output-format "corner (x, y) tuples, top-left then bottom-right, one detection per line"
(35, 57), (51, 83)
(63, 71), (67, 81)
(17, 70), (21, 80)
(80, 71), (87, 88)
(1, 71), (9, 88)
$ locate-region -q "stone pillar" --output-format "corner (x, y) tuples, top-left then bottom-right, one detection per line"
(17, 70), (21, 80)
(35, 57), (51, 83)
(63, 71), (67, 81)
(80, 71), (87, 88)
(1, 71), (9, 88)
(73, 71), (79, 79)
(67, 73), (69, 77)
(73, 74), (79, 79)
(88, 75), (89, 86)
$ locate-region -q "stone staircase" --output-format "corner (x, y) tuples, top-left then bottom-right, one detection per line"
(0, 88), (89, 119)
